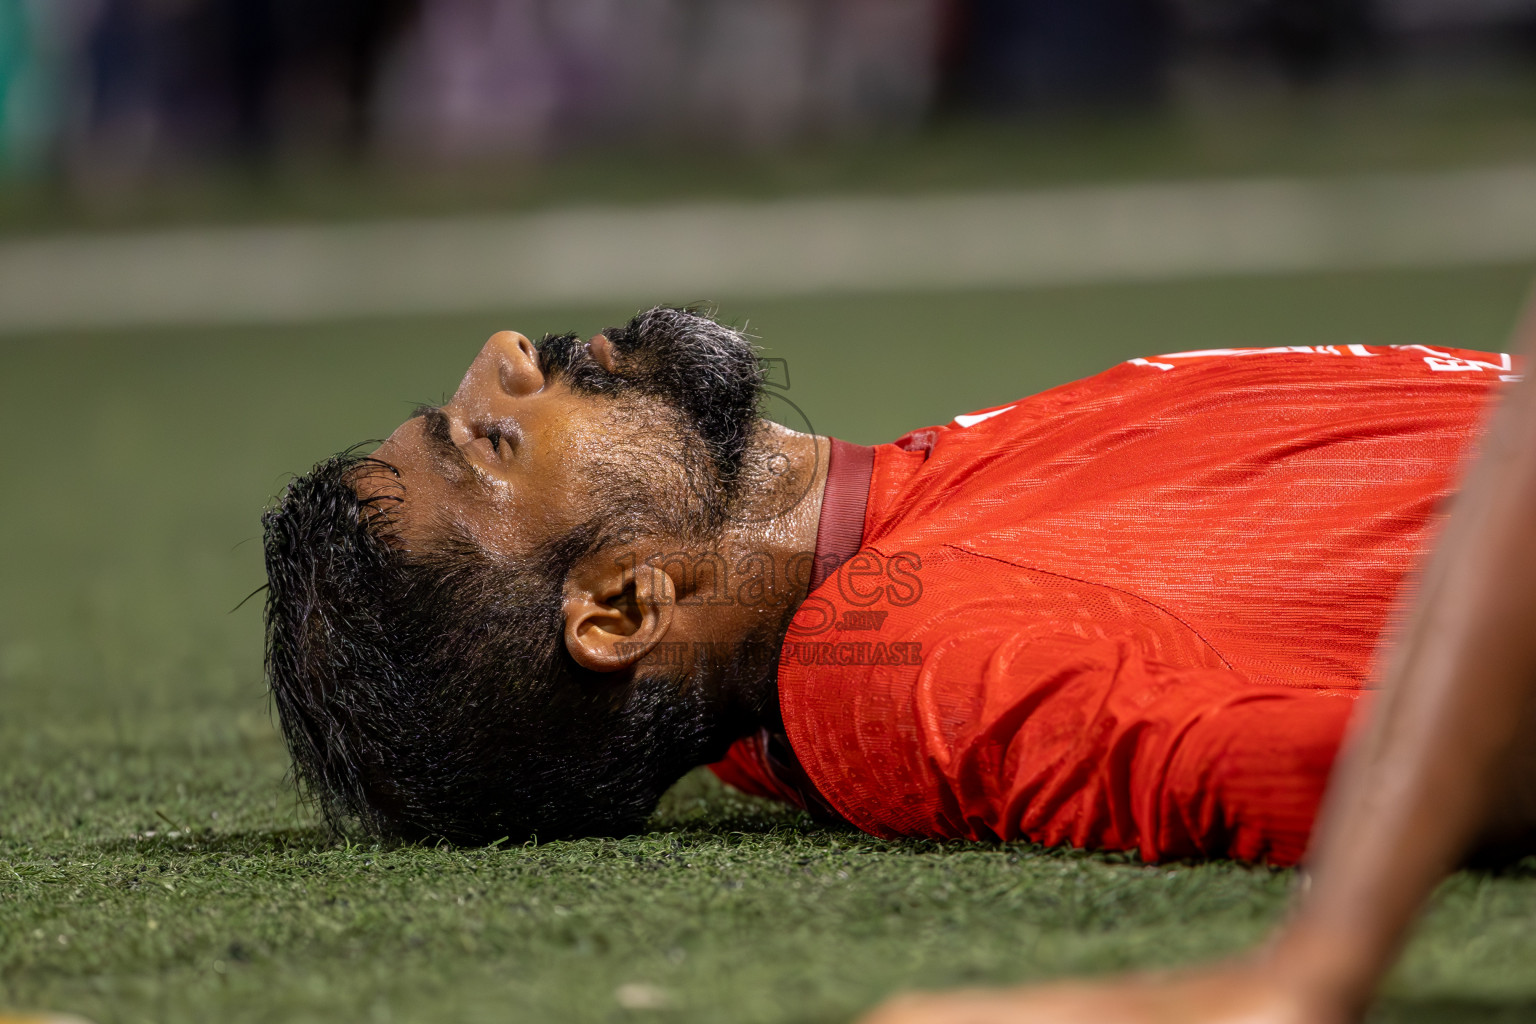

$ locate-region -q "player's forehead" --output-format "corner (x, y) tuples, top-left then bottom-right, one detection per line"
(354, 414), (478, 552)
(370, 412), (452, 486)
(359, 408), (564, 560)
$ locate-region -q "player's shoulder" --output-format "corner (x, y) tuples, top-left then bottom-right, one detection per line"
(1115, 343), (1522, 385)
(898, 342), (1517, 466)
(889, 342), (1515, 458)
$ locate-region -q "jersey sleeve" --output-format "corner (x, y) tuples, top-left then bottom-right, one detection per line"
(789, 625), (1366, 866)
(708, 733), (808, 808)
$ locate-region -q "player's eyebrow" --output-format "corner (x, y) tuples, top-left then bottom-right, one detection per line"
(415, 406), (474, 479)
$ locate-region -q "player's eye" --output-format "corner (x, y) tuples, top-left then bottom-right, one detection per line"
(486, 429), (505, 454)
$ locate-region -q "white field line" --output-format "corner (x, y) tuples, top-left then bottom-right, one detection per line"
(4, 165), (1536, 333)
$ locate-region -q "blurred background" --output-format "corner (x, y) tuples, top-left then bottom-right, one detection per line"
(3, 0), (1536, 211)
(7, 4), (1536, 1020)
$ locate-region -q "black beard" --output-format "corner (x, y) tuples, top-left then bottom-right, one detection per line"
(537, 306), (767, 536)
(540, 307), (763, 477)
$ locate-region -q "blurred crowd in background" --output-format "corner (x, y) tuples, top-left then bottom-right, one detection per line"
(0, 0), (1534, 181)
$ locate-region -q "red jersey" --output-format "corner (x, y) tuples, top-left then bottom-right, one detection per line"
(711, 344), (1517, 865)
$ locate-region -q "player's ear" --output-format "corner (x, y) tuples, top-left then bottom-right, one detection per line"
(588, 333), (618, 373)
(562, 552), (676, 673)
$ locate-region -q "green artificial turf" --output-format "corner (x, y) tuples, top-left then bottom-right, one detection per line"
(5, 267), (1536, 1023)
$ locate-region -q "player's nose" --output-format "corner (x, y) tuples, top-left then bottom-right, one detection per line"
(454, 331), (543, 404)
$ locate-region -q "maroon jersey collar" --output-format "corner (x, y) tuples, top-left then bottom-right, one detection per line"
(808, 438), (876, 593)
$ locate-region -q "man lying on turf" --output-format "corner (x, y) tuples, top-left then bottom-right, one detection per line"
(262, 306), (1515, 864)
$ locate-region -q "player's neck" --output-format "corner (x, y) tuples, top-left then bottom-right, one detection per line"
(720, 420), (831, 583)
(667, 422), (831, 731)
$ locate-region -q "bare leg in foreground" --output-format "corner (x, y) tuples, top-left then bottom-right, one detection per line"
(860, 303), (1536, 1024)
